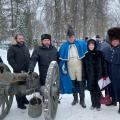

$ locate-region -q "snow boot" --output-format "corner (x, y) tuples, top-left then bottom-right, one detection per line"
(78, 81), (86, 108)
(18, 104), (26, 109)
(80, 97), (86, 108)
(71, 93), (78, 105)
(71, 80), (78, 105)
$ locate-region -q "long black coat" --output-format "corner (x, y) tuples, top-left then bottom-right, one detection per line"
(7, 43), (30, 73)
(82, 50), (107, 91)
(29, 45), (58, 86)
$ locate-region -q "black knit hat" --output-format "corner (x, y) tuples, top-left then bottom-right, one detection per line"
(41, 34), (51, 40)
(66, 25), (75, 37)
(107, 27), (120, 41)
(96, 35), (100, 38)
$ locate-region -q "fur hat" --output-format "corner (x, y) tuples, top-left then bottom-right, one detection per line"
(107, 27), (120, 41)
(66, 25), (75, 37)
(41, 34), (51, 40)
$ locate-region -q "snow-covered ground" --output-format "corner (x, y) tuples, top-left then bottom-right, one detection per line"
(0, 49), (120, 120)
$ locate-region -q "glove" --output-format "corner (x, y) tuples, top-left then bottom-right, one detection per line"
(102, 76), (107, 80)
(28, 70), (33, 75)
(62, 64), (68, 75)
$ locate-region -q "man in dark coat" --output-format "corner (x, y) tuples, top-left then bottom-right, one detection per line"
(107, 27), (120, 113)
(29, 34), (58, 86)
(7, 33), (30, 109)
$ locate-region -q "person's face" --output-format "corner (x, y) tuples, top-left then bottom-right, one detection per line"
(111, 39), (120, 47)
(88, 43), (95, 51)
(16, 35), (24, 44)
(68, 35), (75, 43)
(41, 39), (51, 47)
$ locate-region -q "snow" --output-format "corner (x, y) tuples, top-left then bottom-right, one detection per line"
(0, 49), (120, 120)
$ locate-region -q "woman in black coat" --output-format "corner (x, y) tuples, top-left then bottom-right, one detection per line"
(82, 39), (107, 111)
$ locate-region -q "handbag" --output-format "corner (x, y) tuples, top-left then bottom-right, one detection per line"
(100, 88), (112, 105)
(100, 95), (112, 105)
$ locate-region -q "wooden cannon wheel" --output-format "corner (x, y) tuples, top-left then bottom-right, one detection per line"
(44, 61), (59, 120)
(0, 63), (14, 120)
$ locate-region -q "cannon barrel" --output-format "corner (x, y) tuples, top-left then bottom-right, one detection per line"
(0, 71), (40, 95)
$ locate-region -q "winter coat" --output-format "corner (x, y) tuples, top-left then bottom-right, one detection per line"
(82, 50), (107, 91)
(7, 43), (30, 73)
(59, 39), (87, 61)
(108, 45), (120, 102)
(29, 45), (58, 86)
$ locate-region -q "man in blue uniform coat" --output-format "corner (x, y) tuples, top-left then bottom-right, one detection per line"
(59, 26), (87, 108)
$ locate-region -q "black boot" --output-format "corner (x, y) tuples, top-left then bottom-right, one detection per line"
(79, 96), (86, 108)
(71, 80), (78, 105)
(78, 81), (86, 108)
(72, 93), (78, 105)
(18, 104), (26, 109)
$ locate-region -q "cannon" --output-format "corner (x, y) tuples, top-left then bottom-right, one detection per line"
(0, 61), (59, 120)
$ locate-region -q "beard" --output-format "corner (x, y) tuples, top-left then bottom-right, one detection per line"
(42, 43), (51, 48)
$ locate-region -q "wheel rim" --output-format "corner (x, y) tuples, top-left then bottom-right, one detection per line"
(44, 61), (59, 120)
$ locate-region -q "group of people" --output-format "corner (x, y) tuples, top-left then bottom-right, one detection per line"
(0, 26), (120, 115)
(59, 27), (120, 114)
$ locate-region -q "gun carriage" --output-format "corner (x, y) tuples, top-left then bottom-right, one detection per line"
(0, 61), (59, 120)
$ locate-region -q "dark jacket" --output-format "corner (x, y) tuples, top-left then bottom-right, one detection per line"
(82, 50), (107, 91)
(7, 43), (30, 73)
(29, 45), (58, 85)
